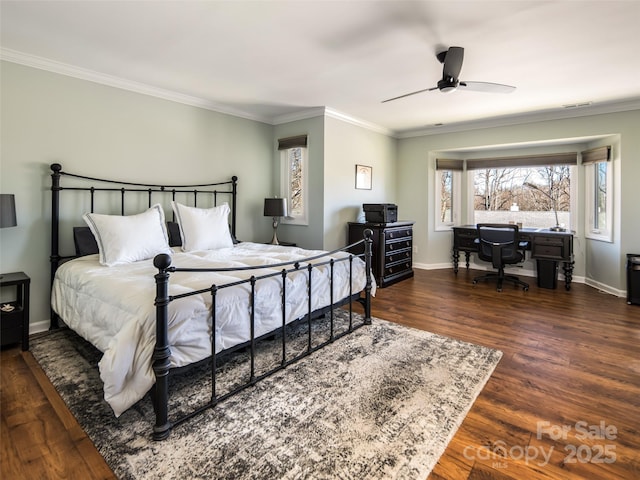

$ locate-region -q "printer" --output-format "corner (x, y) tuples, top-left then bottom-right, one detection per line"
(363, 203), (398, 223)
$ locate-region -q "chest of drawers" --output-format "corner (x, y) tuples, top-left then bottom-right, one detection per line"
(348, 221), (414, 287)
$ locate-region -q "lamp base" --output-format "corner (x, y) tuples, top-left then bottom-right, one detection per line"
(549, 226), (567, 232)
(270, 227), (280, 245)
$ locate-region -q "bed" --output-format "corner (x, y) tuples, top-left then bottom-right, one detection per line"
(49, 163), (374, 440)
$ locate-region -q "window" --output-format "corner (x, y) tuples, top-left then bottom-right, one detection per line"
(435, 158), (462, 230)
(279, 135), (308, 225)
(466, 152), (577, 230)
(583, 146), (612, 242)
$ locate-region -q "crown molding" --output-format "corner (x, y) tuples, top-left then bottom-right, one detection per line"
(397, 98), (640, 138)
(3, 47), (638, 140)
(323, 107), (393, 136)
(1, 48), (393, 136)
(0, 48), (272, 124)
(270, 107), (327, 125)
(271, 107), (392, 137)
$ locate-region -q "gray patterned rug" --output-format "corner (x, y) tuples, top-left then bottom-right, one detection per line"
(31, 312), (502, 480)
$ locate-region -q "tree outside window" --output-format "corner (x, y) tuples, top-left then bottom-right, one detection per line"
(280, 146), (308, 225)
(472, 165), (573, 230)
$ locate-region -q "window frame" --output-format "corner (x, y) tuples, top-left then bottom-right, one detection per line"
(465, 163), (577, 231)
(584, 159), (613, 242)
(435, 168), (461, 231)
(279, 146), (309, 226)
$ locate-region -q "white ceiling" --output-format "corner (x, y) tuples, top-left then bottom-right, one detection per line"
(2, 0), (640, 136)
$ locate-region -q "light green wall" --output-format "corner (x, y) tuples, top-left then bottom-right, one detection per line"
(397, 110), (640, 292)
(273, 115), (398, 251)
(273, 116), (325, 249)
(0, 61), (274, 328)
(323, 116), (397, 250)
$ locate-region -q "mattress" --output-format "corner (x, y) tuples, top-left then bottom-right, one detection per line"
(51, 242), (373, 416)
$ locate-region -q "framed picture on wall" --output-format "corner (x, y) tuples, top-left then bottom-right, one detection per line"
(355, 164), (372, 190)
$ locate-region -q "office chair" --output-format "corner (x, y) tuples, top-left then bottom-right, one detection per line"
(472, 223), (529, 292)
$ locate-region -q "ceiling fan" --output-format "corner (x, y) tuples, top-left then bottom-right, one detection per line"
(382, 46), (516, 103)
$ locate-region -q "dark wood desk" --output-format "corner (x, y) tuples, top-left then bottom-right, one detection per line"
(452, 226), (574, 290)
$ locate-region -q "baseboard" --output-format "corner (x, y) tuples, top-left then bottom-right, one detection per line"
(29, 319), (50, 336)
(584, 278), (625, 298)
(412, 263), (627, 296)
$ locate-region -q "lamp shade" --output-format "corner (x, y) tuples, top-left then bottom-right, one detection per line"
(264, 198), (287, 217)
(0, 194), (17, 228)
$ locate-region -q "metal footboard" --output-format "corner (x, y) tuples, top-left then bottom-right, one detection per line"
(152, 233), (373, 441)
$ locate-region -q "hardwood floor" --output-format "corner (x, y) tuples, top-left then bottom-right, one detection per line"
(2, 268), (639, 479)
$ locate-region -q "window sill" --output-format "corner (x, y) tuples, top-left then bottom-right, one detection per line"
(585, 231), (613, 243)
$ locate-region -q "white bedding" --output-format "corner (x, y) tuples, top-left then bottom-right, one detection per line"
(51, 242), (373, 416)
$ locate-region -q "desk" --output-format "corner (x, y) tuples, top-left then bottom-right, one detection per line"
(452, 226), (574, 290)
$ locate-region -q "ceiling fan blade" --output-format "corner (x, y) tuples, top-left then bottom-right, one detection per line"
(382, 86), (438, 103)
(442, 46), (464, 80)
(458, 81), (516, 93)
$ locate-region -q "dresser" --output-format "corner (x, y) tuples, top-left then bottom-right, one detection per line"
(348, 221), (414, 288)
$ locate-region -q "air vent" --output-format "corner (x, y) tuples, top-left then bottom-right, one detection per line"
(563, 102), (593, 109)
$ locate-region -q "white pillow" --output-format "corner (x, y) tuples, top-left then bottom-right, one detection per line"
(83, 204), (172, 266)
(172, 201), (234, 251)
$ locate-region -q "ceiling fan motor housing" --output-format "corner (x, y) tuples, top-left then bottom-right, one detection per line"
(438, 77), (458, 92)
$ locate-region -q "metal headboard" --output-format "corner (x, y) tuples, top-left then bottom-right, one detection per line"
(49, 162), (238, 328)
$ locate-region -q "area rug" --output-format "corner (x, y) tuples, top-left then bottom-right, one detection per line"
(30, 312), (502, 480)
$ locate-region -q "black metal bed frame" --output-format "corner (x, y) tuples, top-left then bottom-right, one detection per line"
(49, 163), (373, 441)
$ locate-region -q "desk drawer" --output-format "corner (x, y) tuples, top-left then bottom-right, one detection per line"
(532, 235), (568, 260)
(533, 244), (564, 259)
(458, 235), (477, 250)
(535, 235), (564, 246)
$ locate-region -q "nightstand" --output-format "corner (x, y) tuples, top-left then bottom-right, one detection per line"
(265, 241), (297, 247)
(277, 241), (296, 247)
(0, 272), (30, 351)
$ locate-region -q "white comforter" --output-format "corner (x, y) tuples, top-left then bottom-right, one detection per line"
(51, 242), (373, 416)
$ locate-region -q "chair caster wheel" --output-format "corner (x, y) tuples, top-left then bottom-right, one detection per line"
(523, 286), (529, 291)
(497, 288), (502, 292)
(472, 280), (477, 285)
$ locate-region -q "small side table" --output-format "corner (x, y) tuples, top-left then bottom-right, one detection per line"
(277, 241), (297, 247)
(0, 272), (30, 351)
(265, 241), (297, 247)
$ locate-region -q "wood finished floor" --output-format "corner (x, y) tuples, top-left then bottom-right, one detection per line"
(1, 267), (639, 479)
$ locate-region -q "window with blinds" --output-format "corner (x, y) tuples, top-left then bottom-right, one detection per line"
(582, 146), (613, 242)
(435, 158), (463, 230)
(467, 152), (577, 230)
(279, 135), (308, 225)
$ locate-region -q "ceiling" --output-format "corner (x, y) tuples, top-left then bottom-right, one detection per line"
(2, 1), (640, 136)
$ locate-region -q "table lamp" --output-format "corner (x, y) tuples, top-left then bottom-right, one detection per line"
(0, 194), (17, 281)
(0, 194), (17, 229)
(264, 198), (287, 245)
